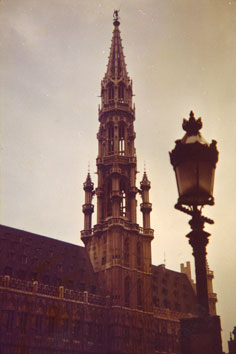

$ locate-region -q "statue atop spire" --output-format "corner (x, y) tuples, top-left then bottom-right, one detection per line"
(113, 10), (120, 27)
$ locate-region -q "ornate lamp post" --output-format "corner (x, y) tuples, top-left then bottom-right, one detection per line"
(170, 111), (219, 316)
(170, 111), (224, 354)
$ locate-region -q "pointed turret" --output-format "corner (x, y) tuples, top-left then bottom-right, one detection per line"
(82, 173), (94, 237)
(140, 171), (151, 188)
(206, 261), (218, 315)
(84, 172), (93, 191)
(140, 171), (152, 229)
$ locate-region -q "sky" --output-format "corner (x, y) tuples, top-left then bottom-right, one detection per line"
(1, 0), (236, 350)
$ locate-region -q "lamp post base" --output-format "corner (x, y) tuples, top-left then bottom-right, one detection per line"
(180, 315), (223, 354)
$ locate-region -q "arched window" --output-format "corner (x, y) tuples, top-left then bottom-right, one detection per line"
(108, 124), (114, 155)
(118, 83), (125, 101)
(48, 316), (55, 335)
(137, 279), (142, 308)
(108, 83), (114, 101)
(119, 123), (125, 155)
(137, 242), (141, 268)
(120, 180), (126, 216)
(124, 238), (129, 267)
(20, 312), (28, 334)
(73, 320), (80, 339)
(4, 266), (12, 276)
(107, 180), (112, 217)
(124, 276), (130, 307)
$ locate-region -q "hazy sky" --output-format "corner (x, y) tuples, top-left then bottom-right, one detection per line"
(1, 0), (236, 350)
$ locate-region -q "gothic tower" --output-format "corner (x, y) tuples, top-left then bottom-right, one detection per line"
(81, 12), (154, 312)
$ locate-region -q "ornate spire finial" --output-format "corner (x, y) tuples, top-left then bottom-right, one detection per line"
(164, 252), (166, 266)
(182, 110), (202, 136)
(140, 168), (151, 188)
(113, 10), (120, 27)
(84, 170), (93, 190)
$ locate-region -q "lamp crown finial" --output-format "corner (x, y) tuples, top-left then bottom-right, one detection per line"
(182, 111), (202, 136)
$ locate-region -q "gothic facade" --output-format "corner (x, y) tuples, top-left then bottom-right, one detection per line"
(0, 14), (217, 354)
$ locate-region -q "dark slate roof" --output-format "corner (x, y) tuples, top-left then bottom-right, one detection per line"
(0, 224), (103, 295)
(152, 264), (197, 314)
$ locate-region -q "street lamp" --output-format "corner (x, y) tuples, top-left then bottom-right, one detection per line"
(170, 110), (219, 316)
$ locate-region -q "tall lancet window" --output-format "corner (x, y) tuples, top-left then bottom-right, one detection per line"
(119, 123), (125, 155)
(107, 180), (112, 217)
(137, 279), (143, 308)
(120, 180), (126, 216)
(118, 83), (125, 102)
(124, 238), (129, 267)
(108, 124), (114, 155)
(108, 83), (114, 101)
(124, 276), (130, 307)
(137, 242), (141, 268)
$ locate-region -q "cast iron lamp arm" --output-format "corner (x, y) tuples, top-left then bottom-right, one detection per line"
(175, 203), (214, 225)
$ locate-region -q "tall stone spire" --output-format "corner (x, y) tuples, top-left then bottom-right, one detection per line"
(100, 11), (133, 113)
(81, 12), (154, 313)
(103, 10), (130, 83)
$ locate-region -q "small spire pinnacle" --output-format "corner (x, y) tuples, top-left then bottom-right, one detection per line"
(140, 169), (151, 188)
(83, 171), (94, 192)
(144, 161), (146, 173)
(164, 252), (166, 266)
(88, 161), (90, 173)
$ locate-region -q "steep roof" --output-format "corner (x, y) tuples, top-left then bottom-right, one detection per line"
(0, 224), (103, 295)
(152, 264), (197, 314)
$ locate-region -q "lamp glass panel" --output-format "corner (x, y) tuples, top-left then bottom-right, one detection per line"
(198, 160), (215, 197)
(175, 159), (215, 205)
(175, 160), (198, 197)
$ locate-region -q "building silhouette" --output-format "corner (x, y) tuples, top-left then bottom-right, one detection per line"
(0, 13), (217, 354)
(228, 327), (236, 354)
